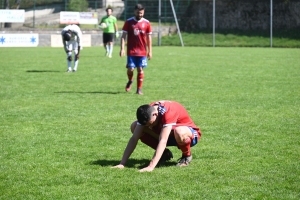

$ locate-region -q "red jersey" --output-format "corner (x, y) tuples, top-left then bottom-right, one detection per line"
(122, 17), (152, 56)
(149, 100), (201, 137)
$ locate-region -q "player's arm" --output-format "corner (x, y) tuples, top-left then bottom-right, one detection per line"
(62, 34), (72, 61)
(99, 17), (104, 25)
(139, 126), (172, 172)
(112, 124), (144, 168)
(114, 23), (118, 32)
(61, 35), (68, 53)
(146, 33), (152, 60)
(75, 31), (82, 59)
(114, 19), (119, 38)
(120, 31), (127, 57)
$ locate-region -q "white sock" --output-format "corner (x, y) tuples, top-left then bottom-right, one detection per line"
(109, 44), (113, 56)
(67, 52), (72, 70)
(74, 60), (79, 71)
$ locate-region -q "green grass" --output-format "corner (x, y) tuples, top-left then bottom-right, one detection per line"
(158, 31), (300, 47)
(0, 46), (299, 199)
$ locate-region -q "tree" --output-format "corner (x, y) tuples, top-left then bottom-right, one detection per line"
(68, 0), (89, 12)
(15, 0), (21, 9)
(4, 0), (22, 28)
(5, 0), (22, 9)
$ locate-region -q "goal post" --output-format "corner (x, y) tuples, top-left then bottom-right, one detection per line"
(157, 0), (184, 47)
(169, 0), (184, 47)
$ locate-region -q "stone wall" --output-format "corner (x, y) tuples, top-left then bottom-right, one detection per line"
(182, 0), (300, 31)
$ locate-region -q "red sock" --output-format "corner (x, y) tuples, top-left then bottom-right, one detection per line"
(127, 71), (133, 81)
(140, 132), (158, 150)
(137, 72), (144, 89)
(177, 137), (192, 156)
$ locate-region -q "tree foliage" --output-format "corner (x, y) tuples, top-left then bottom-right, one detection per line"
(68, 0), (88, 12)
(2, 0), (64, 9)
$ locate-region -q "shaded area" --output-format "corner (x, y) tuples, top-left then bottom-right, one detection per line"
(90, 158), (177, 169)
(26, 70), (61, 73)
(195, 28), (300, 40)
(55, 91), (122, 95)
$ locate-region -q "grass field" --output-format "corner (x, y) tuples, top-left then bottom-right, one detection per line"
(0, 46), (299, 199)
(157, 31), (300, 48)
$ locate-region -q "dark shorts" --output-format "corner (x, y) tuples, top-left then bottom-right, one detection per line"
(103, 33), (114, 43)
(167, 127), (199, 147)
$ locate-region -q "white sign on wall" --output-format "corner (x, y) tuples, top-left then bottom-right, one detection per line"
(60, 11), (80, 24)
(0, 34), (39, 47)
(60, 11), (98, 24)
(0, 9), (25, 23)
(79, 12), (98, 24)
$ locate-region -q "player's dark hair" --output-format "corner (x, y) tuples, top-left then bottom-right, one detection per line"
(136, 104), (154, 125)
(106, 7), (113, 12)
(63, 32), (71, 41)
(135, 4), (144, 11)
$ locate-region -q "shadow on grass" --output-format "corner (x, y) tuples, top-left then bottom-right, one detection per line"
(26, 70), (61, 73)
(54, 91), (122, 95)
(90, 159), (177, 169)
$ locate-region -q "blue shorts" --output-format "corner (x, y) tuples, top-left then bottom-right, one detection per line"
(167, 127), (199, 147)
(127, 56), (147, 69)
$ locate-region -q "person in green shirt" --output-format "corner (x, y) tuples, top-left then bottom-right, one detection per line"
(99, 7), (119, 58)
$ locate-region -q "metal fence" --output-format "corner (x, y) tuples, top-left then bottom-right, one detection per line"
(0, 0), (299, 47)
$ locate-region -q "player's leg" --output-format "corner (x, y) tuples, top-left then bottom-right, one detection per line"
(125, 56), (135, 92)
(66, 42), (72, 72)
(73, 41), (79, 72)
(104, 43), (109, 56)
(174, 126), (193, 156)
(108, 42), (113, 58)
(136, 56), (147, 95)
(103, 33), (109, 56)
(136, 67), (144, 95)
(173, 126), (198, 166)
(108, 33), (114, 58)
(106, 43), (110, 56)
(126, 68), (134, 91)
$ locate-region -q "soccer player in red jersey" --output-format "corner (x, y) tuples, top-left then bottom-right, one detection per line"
(112, 100), (202, 172)
(120, 4), (152, 95)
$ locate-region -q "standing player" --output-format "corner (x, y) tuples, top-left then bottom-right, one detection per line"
(61, 24), (82, 72)
(120, 4), (152, 95)
(99, 7), (119, 58)
(112, 100), (201, 172)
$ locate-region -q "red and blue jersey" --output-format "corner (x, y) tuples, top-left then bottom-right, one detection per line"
(122, 17), (152, 56)
(149, 100), (201, 137)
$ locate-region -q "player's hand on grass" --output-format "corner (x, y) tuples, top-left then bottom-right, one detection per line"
(75, 54), (80, 59)
(139, 166), (154, 172)
(111, 164), (124, 169)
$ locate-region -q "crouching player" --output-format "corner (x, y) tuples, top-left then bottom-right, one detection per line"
(112, 100), (202, 172)
(61, 24), (82, 72)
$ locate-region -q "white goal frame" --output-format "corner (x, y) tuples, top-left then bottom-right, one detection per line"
(158, 0), (184, 47)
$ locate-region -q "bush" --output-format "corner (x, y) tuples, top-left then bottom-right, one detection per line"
(3, 0), (64, 9)
(68, 0), (88, 12)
